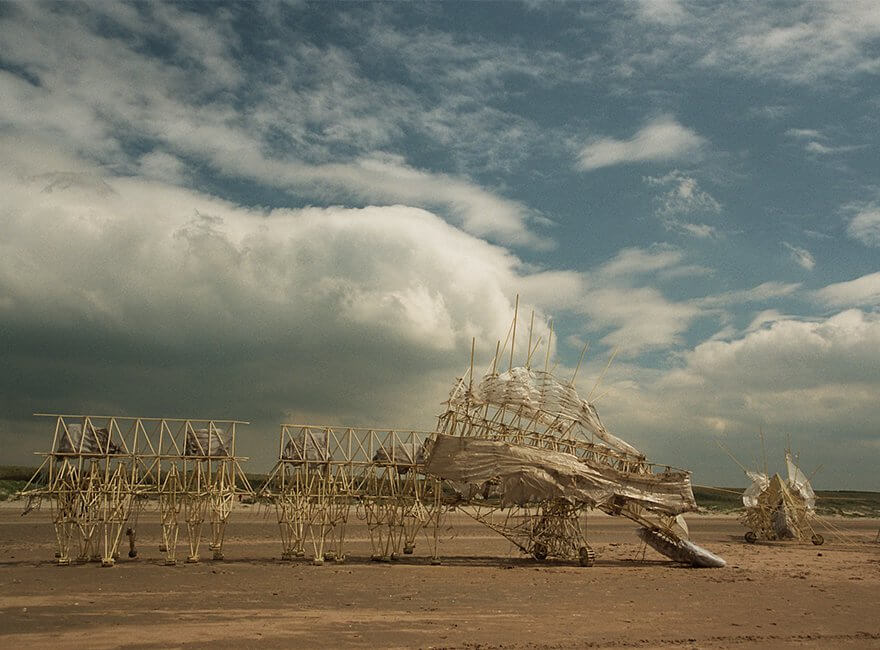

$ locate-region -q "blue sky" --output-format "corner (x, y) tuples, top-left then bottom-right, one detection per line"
(1, 1), (878, 488)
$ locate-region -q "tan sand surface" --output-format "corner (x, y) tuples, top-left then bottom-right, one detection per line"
(1, 508), (878, 649)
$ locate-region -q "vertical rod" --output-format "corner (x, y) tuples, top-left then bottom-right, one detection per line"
(509, 294), (519, 371)
(760, 427), (767, 478)
(526, 336), (543, 367)
(525, 310), (535, 369)
(544, 320), (553, 374)
(570, 341), (590, 386)
(468, 337), (475, 395)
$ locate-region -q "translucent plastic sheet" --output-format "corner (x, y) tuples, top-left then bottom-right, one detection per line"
(281, 428), (330, 463)
(54, 423), (119, 454)
(425, 434), (696, 515)
(449, 367), (643, 457)
(743, 471), (769, 508)
(785, 452), (816, 511)
(184, 427), (230, 457)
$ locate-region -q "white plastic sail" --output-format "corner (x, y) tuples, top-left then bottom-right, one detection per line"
(743, 471), (769, 508)
(785, 452), (816, 511)
(450, 366), (643, 457)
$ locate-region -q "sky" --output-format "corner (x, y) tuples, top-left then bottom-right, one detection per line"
(0, 0), (878, 489)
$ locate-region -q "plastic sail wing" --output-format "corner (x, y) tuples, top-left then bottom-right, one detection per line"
(785, 453), (816, 511)
(452, 367), (643, 457)
(743, 471), (769, 508)
(425, 434), (697, 516)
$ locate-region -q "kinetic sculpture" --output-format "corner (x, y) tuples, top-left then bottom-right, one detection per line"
(260, 425), (443, 565)
(20, 414), (253, 565)
(425, 303), (725, 568)
(740, 452), (824, 545)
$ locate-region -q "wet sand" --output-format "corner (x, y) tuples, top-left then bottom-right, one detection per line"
(1, 507), (878, 648)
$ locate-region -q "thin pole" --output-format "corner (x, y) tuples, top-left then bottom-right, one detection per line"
(570, 341), (590, 386)
(490, 318), (514, 376)
(544, 320), (553, 374)
(526, 336), (543, 367)
(509, 294), (519, 371)
(716, 439), (751, 475)
(468, 337), (475, 395)
(760, 427), (767, 478)
(525, 310), (535, 369)
(587, 346), (618, 400)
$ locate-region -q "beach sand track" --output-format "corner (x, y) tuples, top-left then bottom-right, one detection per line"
(1, 509), (878, 648)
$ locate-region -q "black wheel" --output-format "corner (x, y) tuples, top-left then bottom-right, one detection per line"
(744, 531), (757, 543)
(811, 534), (824, 546)
(578, 546), (595, 567)
(532, 542), (548, 561)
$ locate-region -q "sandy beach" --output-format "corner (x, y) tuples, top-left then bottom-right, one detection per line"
(1, 507), (878, 649)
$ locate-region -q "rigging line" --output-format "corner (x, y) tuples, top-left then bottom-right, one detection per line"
(716, 439), (752, 475)
(587, 346), (618, 401)
(692, 485), (748, 497)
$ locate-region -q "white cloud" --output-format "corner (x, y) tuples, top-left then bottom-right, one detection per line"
(785, 128), (823, 139)
(138, 151), (187, 184)
(745, 309), (791, 332)
(645, 171), (722, 218)
(750, 104), (792, 120)
(813, 272), (880, 307)
(596, 245), (684, 277)
(0, 137), (558, 443)
(672, 309), (880, 392)
(847, 208), (880, 246)
(782, 242), (816, 270)
(663, 220), (718, 239)
(573, 286), (701, 352)
(548, 246), (706, 354)
(633, 0), (686, 26)
(0, 139), (536, 351)
(577, 116), (707, 171)
(0, 3), (551, 249)
(0, 139), (717, 423)
(698, 1), (880, 84)
(610, 2), (880, 87)
(644, 171), (721, 238)
(697, 281), (802, 308)
(503, 245), (710, 356)
(785, 127), (863, 156)
(590, 309), (880, 488)
(803, 141), (863, 155)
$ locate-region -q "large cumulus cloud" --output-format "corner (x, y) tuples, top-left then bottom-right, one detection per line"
(0, 137), (547, 467)
(593, 309), (880, 489)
